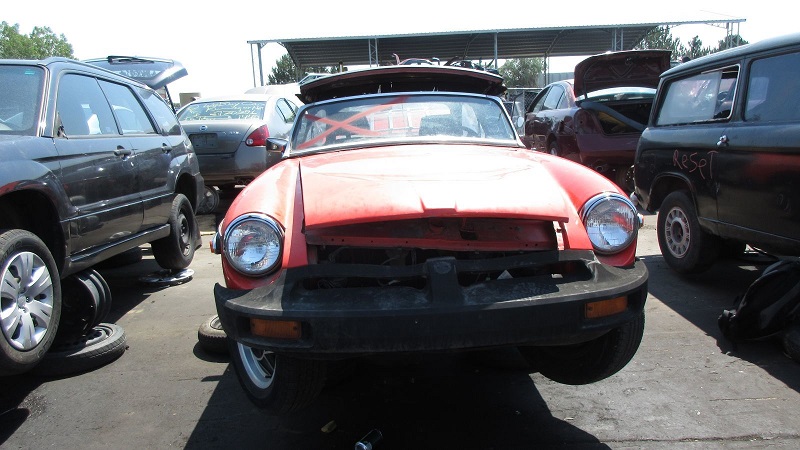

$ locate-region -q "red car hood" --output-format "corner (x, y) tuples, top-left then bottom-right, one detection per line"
(298, 146), (573, 229)
(573, 49), (672, 98)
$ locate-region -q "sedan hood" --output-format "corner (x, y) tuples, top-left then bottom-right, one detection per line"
(573, 50), (671, 98)
(298, 146), (572, 228)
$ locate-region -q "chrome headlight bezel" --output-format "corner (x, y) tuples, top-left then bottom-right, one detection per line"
(579, 192), (639, 255)
(222, 213), (284, 276)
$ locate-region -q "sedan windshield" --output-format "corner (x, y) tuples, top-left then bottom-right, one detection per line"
(177, 101), (266, 121)
(290, 93), (517, 153)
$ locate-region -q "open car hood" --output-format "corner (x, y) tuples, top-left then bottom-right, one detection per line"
(573, 50), (671, 98)
(83, 56), (187, 90)
(299, 65), (506, 103)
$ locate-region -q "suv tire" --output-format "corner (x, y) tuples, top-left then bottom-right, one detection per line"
(657, 190), (720, 274)
(152, 194), (197, 270)
(0, 229), (62, 376)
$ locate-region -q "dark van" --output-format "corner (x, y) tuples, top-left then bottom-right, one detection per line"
(633, 32), (800, 274)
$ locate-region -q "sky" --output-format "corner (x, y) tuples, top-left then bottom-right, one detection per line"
(4, 0), (794, 100)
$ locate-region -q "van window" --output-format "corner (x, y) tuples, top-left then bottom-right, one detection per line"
(656, 66), (738, 126)
(745, 51), (800, 122)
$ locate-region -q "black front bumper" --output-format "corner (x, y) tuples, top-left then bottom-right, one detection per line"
(215, 250), (648, 359)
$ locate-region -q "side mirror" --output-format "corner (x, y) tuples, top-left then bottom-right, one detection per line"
(266, 138), (288, 153)
(516, 116), (525, 129)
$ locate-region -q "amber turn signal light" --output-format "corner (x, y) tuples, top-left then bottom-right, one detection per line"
(585, 296), (627, 319)
(250, 318), (302, 340)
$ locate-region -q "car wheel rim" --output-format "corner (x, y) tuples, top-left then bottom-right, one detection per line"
(238, 343), (276, 390)
(0, 251), (55, 351)
(664, 206), (690, 258)
(178, 210), (191, 256)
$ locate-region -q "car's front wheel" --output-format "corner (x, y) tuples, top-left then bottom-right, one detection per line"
(230, 340), (327, 414)
(657, 190), (719, 274)
(0, 229), (62, 376)
(518, 311), (645, 385)
(151, 193), (197, 270)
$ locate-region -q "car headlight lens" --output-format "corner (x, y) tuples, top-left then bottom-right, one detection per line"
(580, 193), (638, 254)
(223, 214), (283, 276)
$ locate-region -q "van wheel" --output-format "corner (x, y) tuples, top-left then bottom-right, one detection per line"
(230, 341), (327, 414)
(657, 190), (719, 274)
(151, 194), (197, 270)
(0, 229), (62, 376)
(548, 141), (560, 156)
(519, 312), (645, 385)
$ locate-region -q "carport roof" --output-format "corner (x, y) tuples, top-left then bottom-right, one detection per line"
(248, 13), (745, 71)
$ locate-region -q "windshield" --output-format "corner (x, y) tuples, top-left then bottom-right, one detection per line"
(177, 101), (267, 121)
(290, 93), (517, 154)
(0, 65), (45, 136)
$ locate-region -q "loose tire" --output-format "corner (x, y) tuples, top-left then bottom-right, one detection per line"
(151, 194), (197, 270)
(614, 165), (635, 193)
(197, 314), (228, 355)
(0, 229), (62, 376)
(230, 340), (327, 414)
(35, 323), (127, 377)
(518, 312), (645, 385)
(548, 141), (560, 156)
(196, 185), (220, 215)
(657, 190), (720, 274)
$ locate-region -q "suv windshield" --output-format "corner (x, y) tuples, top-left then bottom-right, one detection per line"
(0, 65), (44, 136)
(291, 93), (517, 154)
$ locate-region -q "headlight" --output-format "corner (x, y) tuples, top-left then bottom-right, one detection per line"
(580, 193), (638, 254)
(223, 214), (283, 276)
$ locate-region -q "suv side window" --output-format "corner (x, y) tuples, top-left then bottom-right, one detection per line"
(56, 74), (118, 137)
(745, 51), (800, 122)
(138, 87), (183, 135)
(99, 80), (156, 135)
(276, 99), (297, 123)
(655, 66), (739, 126)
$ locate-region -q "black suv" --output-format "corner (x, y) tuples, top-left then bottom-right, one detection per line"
(633, 32), (800, 274)
(0, 57), (204, 375)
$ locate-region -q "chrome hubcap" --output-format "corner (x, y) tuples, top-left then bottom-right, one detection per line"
(1, 251), (54, 350)
(664, 206), (690, 258)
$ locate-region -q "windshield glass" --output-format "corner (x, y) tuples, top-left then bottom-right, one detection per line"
(0, 65), (44, 136)
(290, 93), (517, 154)
(177, 101), (266, 121)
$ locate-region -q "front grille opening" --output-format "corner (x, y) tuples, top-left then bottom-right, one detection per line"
(299, 246), (591, 290)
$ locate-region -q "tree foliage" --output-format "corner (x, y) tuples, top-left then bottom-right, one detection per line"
(635, 26), (748, 62)
(0, 22), (73, 59)
(499, 58), (544, 87)
(268, 53), (335, 84)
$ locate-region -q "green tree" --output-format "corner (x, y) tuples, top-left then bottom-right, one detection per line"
(499, 58), (544, 87)
(716, 34), (749, 52)
(268, 53), (334, 84)
(684, 36), (712, 60)
(635, 26), (684, 58)
(0, 22), (73, 59)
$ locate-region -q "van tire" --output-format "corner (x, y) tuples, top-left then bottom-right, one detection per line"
(657, 190), (719, 274)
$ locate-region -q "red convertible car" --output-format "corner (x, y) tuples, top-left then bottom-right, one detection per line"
(212, 65), (649, 414)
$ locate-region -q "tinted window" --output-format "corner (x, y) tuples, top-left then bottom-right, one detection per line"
(0, 65), (44, 136)
(56, 74), (118, 136)
(656, 66), (739, 126)
(745, 51), (800, 122)
(139, 87), (182, 135)
(99, 80), (156, 135)
(276, 99), (297, 123)
(542, 85), (566, 111)
(528, 89), (548, 113)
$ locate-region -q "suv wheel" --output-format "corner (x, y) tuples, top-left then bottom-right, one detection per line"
(518, 311), (645, 385)
(0, 229), (62, 375)
(231, 341), (327, 414)
(151, 194), (197, 270)
(657, 190), (720, 274)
